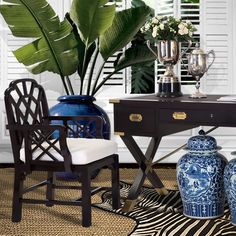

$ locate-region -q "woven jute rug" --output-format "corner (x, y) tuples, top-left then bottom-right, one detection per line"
(0, 167), (176, 236)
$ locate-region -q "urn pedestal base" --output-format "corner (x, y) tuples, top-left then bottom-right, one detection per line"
(157, 81), (183, 98)
(156, 66), (183, 98)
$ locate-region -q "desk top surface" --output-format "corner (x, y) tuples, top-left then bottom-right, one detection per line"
(116, 94), (236, 105)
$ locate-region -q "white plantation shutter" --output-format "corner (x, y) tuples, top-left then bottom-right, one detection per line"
(201, 0), (233, 94)
(156, 0), (174, 16)
(199, 0), (236, 169)
(6, 34), (30, 81)
(103, 52), (124, 87)
(0, 24), (32, 94)
(180, 0), (200, 25)
(180, 0), (200, 86)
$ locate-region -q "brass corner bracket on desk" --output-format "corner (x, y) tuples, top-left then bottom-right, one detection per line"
(114, 131), (125, 136)
(109, 99), (120, 104)
(122, 199), (137, 212)
(155, 187), (169, 196)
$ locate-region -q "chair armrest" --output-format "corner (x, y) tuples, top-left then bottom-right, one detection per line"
(7, 123), (66, 132)
(7, 124), (72, 172)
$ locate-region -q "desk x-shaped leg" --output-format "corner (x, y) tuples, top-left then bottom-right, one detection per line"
(121, 135), (168, 212)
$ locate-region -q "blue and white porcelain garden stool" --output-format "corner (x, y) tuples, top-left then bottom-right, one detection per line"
(177, 134), (227, 219)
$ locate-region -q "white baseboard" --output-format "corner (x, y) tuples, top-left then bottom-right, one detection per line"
(118, 148), (236, 164)
(1, 147), (235, 164)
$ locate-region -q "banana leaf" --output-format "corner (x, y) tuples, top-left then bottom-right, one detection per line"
(66, 13), (96, 79)
(0, 0), (79, 76)
(131, 62), (155, 93)
(99, 6), (151, 61)
(70, 0), (115, 48)
(114, 44), (156, 71)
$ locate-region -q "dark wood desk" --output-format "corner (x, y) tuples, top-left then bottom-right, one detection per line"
(110, 94), (236, 212)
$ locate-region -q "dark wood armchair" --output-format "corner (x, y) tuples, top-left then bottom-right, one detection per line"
(4, 78), (120, 227)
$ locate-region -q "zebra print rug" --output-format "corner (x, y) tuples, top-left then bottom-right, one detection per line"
(94, 182), (236, 236)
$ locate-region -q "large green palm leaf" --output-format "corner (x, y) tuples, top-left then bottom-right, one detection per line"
(0, 0), (78, 76)
(131, 63), (155, 93)
(99, 6), (151, 60)
(114, 44), (156, 71)
(70, 0), (115, 48)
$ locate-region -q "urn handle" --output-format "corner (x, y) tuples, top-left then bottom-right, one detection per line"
(206, 50), (215, 72)
(146, 40), (158, 58)
(180, 40), (192, 60)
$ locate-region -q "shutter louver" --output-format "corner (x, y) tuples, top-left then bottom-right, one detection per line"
(156, 0), (174, 16)
(103, 52), (124, 86)
(6, 33), (30, 81)
(180, 0), (200, 85)
(203, 0), (232, 92)
(180, 1), (200, 25)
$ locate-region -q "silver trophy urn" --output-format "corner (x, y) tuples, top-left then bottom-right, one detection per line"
(188, 43), (215, 98)
(147, 40), (191, 97)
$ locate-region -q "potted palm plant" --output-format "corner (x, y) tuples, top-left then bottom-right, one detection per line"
(0, 0), (156, 138)
(0, 0), (156, 179)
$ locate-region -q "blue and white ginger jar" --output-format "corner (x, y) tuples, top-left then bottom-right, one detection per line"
(224, 159), (236, 225)
(177, 134), (227, 219)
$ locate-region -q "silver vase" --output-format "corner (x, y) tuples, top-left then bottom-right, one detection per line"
(147, 40), (191, 98)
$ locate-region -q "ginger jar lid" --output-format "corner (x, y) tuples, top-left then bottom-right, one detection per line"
(186, 135), (219, 152)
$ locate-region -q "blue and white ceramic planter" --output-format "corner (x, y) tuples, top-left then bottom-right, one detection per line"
(177, 135), (227, 219)
(224, 159), (236, 225)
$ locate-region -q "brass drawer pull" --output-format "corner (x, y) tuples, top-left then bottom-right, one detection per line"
(129, 114), (143, 122)
(172, 112), (187, 120)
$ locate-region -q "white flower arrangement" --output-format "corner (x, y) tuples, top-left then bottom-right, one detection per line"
(141, 16), (196, 42)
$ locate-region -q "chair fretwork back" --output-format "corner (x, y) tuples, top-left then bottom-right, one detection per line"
(5, 79), (49, 126)
(4, 79), (52, 164)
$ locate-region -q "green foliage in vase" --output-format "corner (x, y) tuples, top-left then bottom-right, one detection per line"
(0, 0), (156, 96)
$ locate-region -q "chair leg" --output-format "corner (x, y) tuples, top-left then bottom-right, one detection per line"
(111, 154), (120, 209)
(12, 169), (24, 222)
(46, 171), (55, 207)
(80, 167), (92, 227)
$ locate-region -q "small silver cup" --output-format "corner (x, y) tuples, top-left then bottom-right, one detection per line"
(188, 43), (215, 98)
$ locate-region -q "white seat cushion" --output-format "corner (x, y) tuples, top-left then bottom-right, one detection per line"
(20, 138), (117, 165)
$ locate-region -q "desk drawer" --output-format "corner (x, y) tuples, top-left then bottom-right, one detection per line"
(114, 106), (156, 135)
(159, 109), (236, 125)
